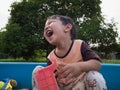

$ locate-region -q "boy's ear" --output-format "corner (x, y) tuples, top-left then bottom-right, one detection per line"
(64, 23), (72, 32)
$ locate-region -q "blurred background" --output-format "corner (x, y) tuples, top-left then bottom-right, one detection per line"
(0, 0), (120, 63)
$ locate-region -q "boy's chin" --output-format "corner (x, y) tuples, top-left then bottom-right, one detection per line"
(48, 41), (55, 45)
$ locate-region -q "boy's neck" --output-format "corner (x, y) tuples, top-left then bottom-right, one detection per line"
(54, 39), (74, 58)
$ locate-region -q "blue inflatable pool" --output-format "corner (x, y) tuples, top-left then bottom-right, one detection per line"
(0, 62), (119, 90)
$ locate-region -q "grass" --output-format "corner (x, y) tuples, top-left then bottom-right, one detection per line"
(0, 58), (120, 64)
(102, 59), (120, 64)
(0, 58), (26, 62)
(0, 57), (46, 62)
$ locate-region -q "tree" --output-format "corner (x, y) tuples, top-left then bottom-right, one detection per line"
(0, 29), (10, 58)
(1, 0), (119, 60)
(78, 16), (118, 45)
(2, 0), (44, 60)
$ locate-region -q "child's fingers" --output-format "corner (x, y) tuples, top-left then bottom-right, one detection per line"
(58, 77), (77, 85)
(66, 73), (73, 79)
(65, 77), (77, 85)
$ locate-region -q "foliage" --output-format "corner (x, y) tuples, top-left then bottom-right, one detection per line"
(78, 17), (118, 55)
(1, 0), (45, 60)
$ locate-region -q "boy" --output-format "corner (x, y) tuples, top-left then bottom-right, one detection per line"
(32, 15), (107, 90)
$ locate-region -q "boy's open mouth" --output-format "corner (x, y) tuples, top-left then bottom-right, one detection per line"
(46, 30), (53, 37)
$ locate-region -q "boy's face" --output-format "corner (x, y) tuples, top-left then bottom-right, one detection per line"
(44, 18), (70, 45)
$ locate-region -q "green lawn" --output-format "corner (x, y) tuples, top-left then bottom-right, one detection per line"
(102, 59), (120, 64)
(0, 57), (46, 62)
(0, 58), (120, 64)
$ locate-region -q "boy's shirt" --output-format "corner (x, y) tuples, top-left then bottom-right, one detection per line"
(47, 39), (101, 66)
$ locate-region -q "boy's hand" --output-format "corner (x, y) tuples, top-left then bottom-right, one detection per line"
(55, 62), (83, 85)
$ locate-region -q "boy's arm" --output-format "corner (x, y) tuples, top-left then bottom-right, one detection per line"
(81, 41), (101, 62)
(77, 59), (101, 73)
(80, 41), (101, 72)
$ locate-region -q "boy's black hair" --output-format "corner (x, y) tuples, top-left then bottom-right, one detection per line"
(47, 15), (77, 40)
